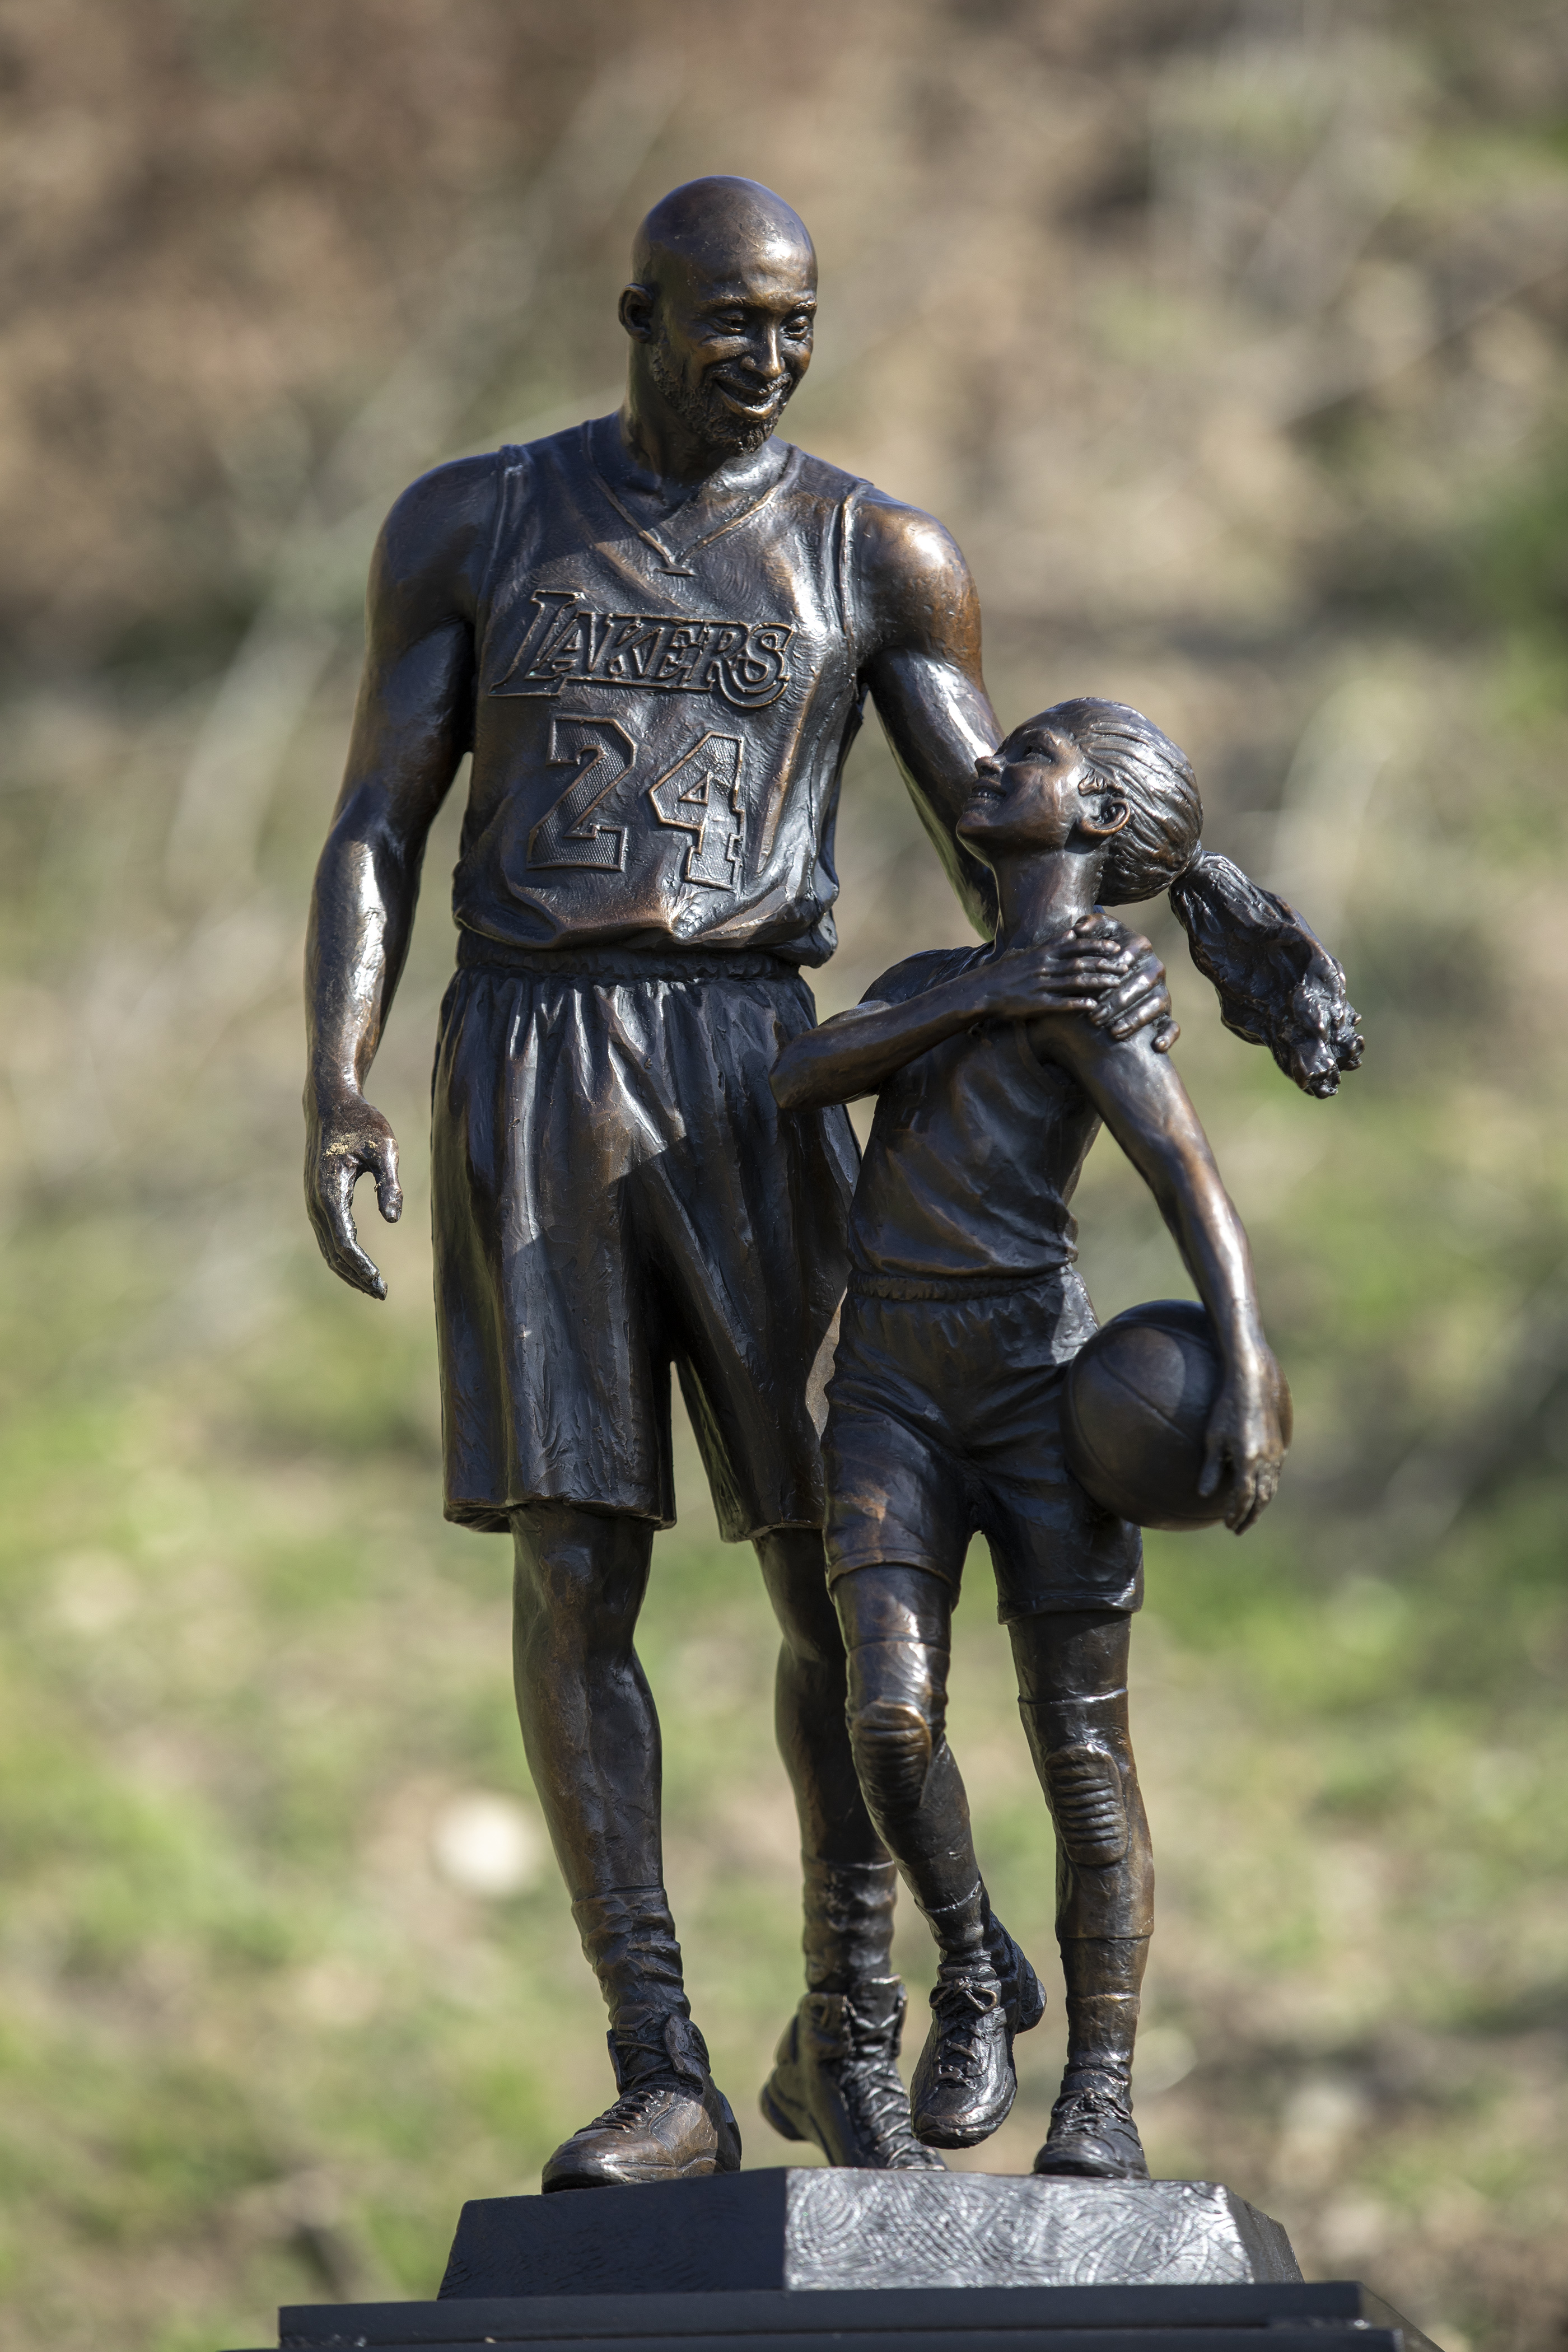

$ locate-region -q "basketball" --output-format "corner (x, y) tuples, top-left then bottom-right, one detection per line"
(1062, 1299), (1291, 1531)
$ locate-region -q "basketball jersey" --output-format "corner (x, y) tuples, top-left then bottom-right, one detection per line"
(848, 946), (1104, 1285)
(455, 416), (869, 963)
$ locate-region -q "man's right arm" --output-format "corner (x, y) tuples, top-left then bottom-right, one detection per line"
(852, 491), (1000, 937)
(851, 493), (1175, 1042)
(304, 455), (498, 1299)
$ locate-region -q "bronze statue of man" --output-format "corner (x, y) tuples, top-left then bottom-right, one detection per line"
(302, 177), (1172, 2190)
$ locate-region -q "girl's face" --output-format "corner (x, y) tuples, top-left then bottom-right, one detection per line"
(958, 720), (1116, 857)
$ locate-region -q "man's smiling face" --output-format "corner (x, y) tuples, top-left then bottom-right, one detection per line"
(645, 245), (816, 455)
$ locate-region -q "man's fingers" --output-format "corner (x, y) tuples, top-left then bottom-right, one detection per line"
(1103, 990), (1166, 1037)
(319, 1157), (388, 1299)
(1152, 1016), (1180, 1053)
(1100, 987), (1171, 1037)
(367, 1132), (403, 1224)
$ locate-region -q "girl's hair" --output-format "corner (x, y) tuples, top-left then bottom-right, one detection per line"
(1036, 697), (1364, 1100)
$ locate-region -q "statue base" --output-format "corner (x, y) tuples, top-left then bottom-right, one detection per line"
(442, 2165), (1299, 2294)
(230, 2167), (1445, 2352)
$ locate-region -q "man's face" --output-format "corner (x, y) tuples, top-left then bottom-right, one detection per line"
(642, 248), (816, 455)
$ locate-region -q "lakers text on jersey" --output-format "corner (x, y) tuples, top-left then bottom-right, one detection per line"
(456, 418), (870, 962)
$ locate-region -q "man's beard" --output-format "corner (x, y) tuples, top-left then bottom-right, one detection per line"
(647, 332), (790, 455)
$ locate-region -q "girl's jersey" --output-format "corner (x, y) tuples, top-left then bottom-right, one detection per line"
(848, 946), (1104, 1287)
(456, 416), (870, 965)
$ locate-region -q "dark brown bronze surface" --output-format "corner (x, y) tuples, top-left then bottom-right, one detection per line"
(303, 179), (1357, 2185)
(773, 698), (1357, 2174)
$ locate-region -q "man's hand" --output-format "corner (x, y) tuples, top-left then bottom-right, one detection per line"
(960, 916), (1178, 1046)
(304, 1087), (403, 1300)
(1199, 1357), (1286, 1534)
(1046, 914), (1178, 1049)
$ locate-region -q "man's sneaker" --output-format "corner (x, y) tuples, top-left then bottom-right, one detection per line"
(988, 1919), (1046, 2039)
(1033, 2068), (1149, 2180)
(542, 2014), (742, 2190)
(760, 1980), (945, 2170)
(909, 1959), (1020, 2149)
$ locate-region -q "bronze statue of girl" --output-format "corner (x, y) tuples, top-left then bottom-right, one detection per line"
(773, 698), (1359, 2178)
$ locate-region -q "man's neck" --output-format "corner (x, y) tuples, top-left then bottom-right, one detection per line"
(617, 373), (775, 496)
(992, 850), (1104, 949)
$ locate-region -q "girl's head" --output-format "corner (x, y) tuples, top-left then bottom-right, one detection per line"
(960, 698), (1201, 904)
(963, 693), (1365, 1100)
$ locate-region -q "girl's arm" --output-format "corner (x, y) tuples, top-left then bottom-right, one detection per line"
(1035, 1015), (1285, 1532)
(772, 944), (1124, 1110)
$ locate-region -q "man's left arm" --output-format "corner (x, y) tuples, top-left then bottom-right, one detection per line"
(852, 492), (1175, 1046)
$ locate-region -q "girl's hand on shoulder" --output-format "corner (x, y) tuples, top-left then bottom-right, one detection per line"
(963, 942), (1106, 1023)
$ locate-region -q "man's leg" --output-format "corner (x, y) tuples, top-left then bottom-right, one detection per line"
(833, 1562), (1044, 2150)
(753, 1529), (943, 2168)
(512, 1499), (740, 2190)
(1011, 1607), (1152, 2181)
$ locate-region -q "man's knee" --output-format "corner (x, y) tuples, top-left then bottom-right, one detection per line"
(512, 1501), (654, 1654)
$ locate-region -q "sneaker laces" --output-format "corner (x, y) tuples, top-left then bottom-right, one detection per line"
(928, 1973), (1002, 2088)
(842, 2018), (926, 2160)
(579, 2079), (680, 2137)
(1052, 2071), (1134, 2131)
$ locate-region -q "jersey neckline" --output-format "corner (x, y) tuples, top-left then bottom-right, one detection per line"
(581, 417), (801, 578)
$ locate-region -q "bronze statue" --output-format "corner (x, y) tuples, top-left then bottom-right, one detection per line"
(775, 699), (1356, 2177)
(303, 179), (1355, 2191)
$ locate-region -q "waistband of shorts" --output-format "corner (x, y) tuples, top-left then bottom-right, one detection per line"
(845, 1264), (1074, 1304)
(454, 933), (807, 985)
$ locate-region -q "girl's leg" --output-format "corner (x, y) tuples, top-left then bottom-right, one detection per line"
(1010, 1606), (1153, 2178)
(835, 1563), (1042, 2148)
(834, 1562), (983, 1954)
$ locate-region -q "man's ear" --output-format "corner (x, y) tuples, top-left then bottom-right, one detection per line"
(1080, 793), (1132, 841)
(618, 282), (656, 343)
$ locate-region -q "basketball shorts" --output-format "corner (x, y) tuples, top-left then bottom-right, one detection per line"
(823, 1268), (1143, 1621)
(431, 942), (857, 1538)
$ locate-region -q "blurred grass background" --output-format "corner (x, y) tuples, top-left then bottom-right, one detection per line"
(2, 2), (1567, 2347)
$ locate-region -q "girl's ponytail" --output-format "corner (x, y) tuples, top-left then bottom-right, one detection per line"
(1166, 851), (1363, 1099)
(1036, 696), (1365, 1098)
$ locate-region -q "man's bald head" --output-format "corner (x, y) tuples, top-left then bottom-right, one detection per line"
(619, 179), (818, 463)
(631, 177), (815, 293)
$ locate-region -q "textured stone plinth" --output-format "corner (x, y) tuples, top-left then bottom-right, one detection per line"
(439, 2166), (1300, 2297)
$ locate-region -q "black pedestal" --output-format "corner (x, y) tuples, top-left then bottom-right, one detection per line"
(227, 2169), (1445, 2352)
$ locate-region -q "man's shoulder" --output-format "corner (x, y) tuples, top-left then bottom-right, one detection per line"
(851, 484), (970, 584)
(837, 482), (976, 662)
(377, 450), (509, 595)
(862, 942), (984, 1007)
(779, 445), (958, 579)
